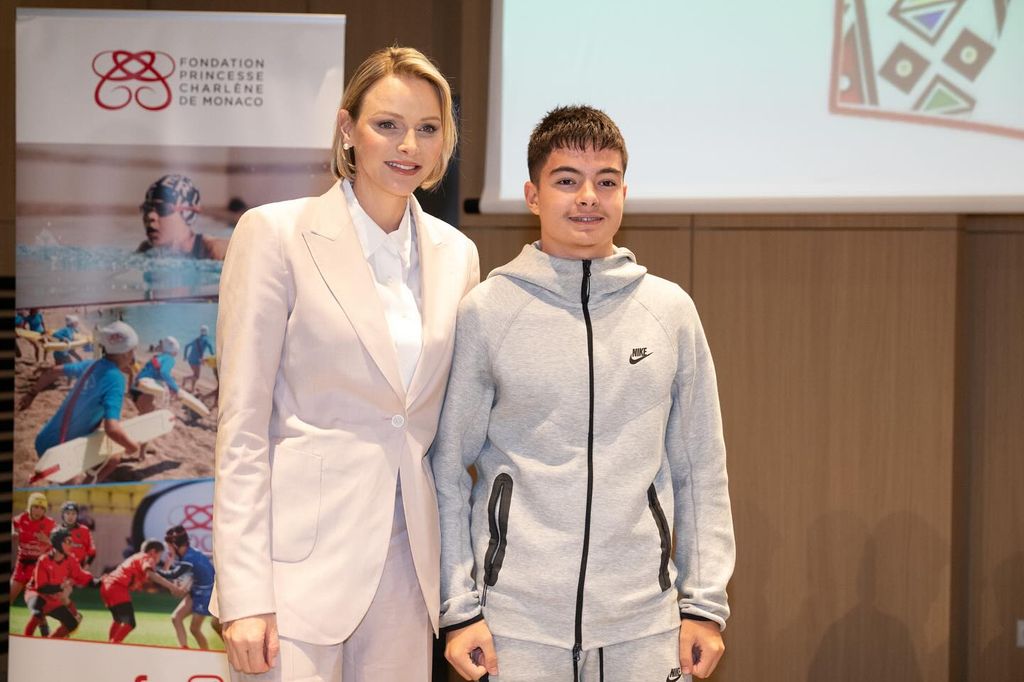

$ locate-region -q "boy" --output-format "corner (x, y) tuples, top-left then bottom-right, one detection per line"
(11, 492), (56, 613)
(21, 321), (142, 483)
(58, 501), (96, 568)
(162, 525), (223, 649)
(100, 538), (186, 643)
(432, 106), (735, 681)
(182, 325), (214, 392)
(131, 335), (182, 415)
(49, 314), (88, 365)
(24, 527), (97, 638)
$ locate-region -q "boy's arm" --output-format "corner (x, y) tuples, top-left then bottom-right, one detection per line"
(430, 299), (495, 632)
(103, 419), (140, 454)
(18, 366), (66, 410)
(160, 359), (181, 394)
(69, 559), (97, 587)
(667, 297), (735, 627)
(146, 568), (187, 597)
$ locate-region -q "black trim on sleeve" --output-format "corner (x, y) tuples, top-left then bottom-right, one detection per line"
(680, 613), (714, 622)
(439, 612), (485, 635)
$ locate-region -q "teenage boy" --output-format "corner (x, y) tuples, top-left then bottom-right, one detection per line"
(24, 528), (98, 638)
(432, 105), (735, 681)
(162, 525), (223, 649)
(58, 501), (96, 568)
(11, 492), (56, 611)
(100, 538), (186, 643)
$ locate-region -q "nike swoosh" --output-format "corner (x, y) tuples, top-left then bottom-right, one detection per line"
(629, 352), (652, 365)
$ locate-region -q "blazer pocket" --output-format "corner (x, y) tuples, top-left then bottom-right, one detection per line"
(270, 446), (322, 563)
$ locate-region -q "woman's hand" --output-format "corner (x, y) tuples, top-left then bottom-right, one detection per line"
(224, 613), (280, 674)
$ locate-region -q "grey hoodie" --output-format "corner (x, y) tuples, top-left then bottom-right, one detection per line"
(432, 243), (734, 652)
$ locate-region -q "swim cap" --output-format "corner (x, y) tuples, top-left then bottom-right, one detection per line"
(144, 174), (201, 225)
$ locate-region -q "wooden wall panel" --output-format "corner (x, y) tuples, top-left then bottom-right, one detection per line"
(694, 229), (959, 682)
(459, 223), (537, 278)
(964, 230), (1024, 681)
(459, 222), (693, 289)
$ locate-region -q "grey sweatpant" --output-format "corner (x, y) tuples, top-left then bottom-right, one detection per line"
(490, 628), (688, 682)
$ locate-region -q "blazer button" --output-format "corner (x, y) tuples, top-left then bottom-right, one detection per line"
(391, 414), (406, 428)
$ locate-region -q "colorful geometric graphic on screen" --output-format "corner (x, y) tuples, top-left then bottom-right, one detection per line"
(830, 0), (1023, 139)
(889, 0), (966, 43)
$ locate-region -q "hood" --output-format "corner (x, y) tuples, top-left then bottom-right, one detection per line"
(489, 242), (647, 305)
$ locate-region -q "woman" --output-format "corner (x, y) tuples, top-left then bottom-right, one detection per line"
(212, 47), (480, 681)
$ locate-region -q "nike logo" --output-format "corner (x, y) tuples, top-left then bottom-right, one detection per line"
(629, 347), (652, 364)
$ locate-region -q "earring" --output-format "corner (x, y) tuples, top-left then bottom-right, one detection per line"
(343, 142), (352, 151)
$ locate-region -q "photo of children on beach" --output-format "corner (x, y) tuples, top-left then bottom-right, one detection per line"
(15, 301), (220, 488)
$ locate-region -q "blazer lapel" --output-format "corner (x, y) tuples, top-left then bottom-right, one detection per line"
(406, 198), (451, 406)
(302, 183), (405, 400)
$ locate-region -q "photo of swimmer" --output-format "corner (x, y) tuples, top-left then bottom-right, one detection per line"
(14, 301), (221, 488)
(15, 143), (333, 307)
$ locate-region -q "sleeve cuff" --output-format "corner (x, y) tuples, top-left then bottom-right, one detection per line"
(439, 612), (485, 635)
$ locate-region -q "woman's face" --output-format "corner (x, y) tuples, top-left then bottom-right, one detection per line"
(340, 74), (444, 201)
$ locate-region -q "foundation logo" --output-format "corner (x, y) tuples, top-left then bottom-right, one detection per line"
(92, 49), (175, 111)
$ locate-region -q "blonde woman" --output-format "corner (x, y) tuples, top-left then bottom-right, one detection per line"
(213, 47), (479, 681)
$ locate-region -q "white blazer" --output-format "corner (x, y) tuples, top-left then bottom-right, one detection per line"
(211, 181), (480, 644)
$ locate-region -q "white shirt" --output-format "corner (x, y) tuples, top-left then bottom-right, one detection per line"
(343, 179), (422, 390)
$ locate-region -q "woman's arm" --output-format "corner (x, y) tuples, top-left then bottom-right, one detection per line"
(214, 208), (292, 618)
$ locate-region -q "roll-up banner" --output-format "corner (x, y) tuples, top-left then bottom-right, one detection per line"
(13, 10), (344, 680)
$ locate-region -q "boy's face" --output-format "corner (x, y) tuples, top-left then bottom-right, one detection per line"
(524, 146), (626, 260)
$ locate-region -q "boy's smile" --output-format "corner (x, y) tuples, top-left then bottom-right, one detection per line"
(525, 146), (627, 260)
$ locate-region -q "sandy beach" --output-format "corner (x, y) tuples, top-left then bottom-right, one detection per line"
(14, 312), (218, 489)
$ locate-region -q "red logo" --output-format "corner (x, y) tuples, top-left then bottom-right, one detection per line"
(92, 50), (175, 111)
(179, 504), (214, 532)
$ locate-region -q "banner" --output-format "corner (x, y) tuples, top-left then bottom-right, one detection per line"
(12, 10), (345, 680)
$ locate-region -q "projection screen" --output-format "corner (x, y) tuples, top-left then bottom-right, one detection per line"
(479, 0), (1024, 213)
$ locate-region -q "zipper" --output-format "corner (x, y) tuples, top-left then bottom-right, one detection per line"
(572, 259), (595, 680)
(480, 473), (513, 607)
(647, 484), (673, 591)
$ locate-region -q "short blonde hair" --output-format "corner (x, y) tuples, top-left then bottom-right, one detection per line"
(331, 46), (457, 191)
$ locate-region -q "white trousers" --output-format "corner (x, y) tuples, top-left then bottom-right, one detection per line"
(231, 481), (432, 682)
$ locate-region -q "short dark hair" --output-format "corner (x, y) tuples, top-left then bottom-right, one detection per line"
(165, 525), (189, 548)
(527, 105), (628, 183)
(142, 539), (165, 554)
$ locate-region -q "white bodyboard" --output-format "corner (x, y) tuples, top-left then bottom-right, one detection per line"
(33, 409), (175, 484)
(178, 389), (211, 417)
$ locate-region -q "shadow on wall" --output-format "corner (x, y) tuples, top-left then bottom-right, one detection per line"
(979, 551), (1024, 678)
(807, 511), (946, 682)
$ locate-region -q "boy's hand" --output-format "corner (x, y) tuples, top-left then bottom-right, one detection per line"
(679, 619), (725, 678)
(444, 619), (498, 680)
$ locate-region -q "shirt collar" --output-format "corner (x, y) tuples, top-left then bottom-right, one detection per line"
(343, 179), (414, 266)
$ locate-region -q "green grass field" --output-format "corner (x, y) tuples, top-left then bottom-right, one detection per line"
(9, 586), (225, 650)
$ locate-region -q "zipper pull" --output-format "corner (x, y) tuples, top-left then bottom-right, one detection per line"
(480, 583), (488, 607)
(572, 642), (582, 663)
(581, 260), (591, 305)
